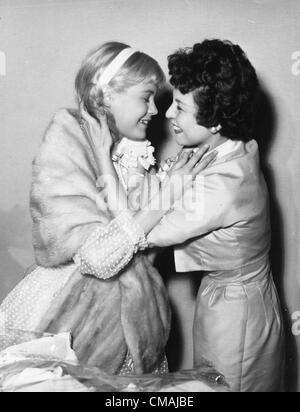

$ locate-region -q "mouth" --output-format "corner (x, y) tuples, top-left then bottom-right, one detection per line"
(172, 123), (183, 134)
(139, 118), (151, 126)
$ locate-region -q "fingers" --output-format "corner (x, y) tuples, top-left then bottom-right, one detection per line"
(79, 101), (85, 114)
(95, 108), (110, 133)
(80, 108), (100, 130)
(79, 102), (103, 127)
(193, 150), (217, 175)
(79, 101), (90, 119)
(186, 144), (210, 167)
(172, 151), (190, 170)
(174, 147), (185, 162)
(172, 145), (211, 172)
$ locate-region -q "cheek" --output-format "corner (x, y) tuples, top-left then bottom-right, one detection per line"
(135, 101), (148, 118)
(110, 110), (123, 131)
(182, 123), (208, 144)
(176, 113), (186, 128)
(190, 125), (210, 143)
(124, 101), (146, 124)
(111, 103), (131, 127)
(109, 100), (122, 122)
(177, 115), (194, 135)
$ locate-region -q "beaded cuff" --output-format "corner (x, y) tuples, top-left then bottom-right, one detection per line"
(117, 209), (148, 251)
(74, 210), (148, 279)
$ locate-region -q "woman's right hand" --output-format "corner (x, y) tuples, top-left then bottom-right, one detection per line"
(168, 145), (217, 180)
(133, 145), (217, 235)
(80, 105), (114, 157)
(160, 145), (217, 204)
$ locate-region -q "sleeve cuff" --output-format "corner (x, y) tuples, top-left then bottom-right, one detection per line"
(115, 209), (148, 251)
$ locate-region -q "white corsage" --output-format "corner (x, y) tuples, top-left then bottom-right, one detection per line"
(112, 137), (156, 171)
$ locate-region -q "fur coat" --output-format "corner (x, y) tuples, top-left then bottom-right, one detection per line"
(29, 108), (171, 374)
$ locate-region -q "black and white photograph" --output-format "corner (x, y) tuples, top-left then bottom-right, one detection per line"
(0, 0), (299, 393)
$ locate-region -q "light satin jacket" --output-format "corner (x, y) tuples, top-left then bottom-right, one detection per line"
(148, 139), (270, 272)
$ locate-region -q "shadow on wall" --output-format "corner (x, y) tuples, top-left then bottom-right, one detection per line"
(255, 81), (297, 392)
(147, 86), (173, 162)
(0, 205), (33, 303)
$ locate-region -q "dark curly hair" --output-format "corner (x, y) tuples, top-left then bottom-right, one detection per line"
(168, 39), (258, 142)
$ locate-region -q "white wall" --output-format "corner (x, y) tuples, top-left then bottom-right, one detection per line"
(0, 0), (299, 390)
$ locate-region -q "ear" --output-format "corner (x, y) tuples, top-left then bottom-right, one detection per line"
(101, 84), (113, 107)
(210, 124), (222, 134)
(103, 90), (111, 107)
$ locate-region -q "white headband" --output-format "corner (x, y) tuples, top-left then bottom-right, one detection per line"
(95, 47), (139, 88)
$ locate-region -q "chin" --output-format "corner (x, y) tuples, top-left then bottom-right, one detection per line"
(127, 135), (147, 142)
(128, 129), (147, 141)
(175, 134), (188, 146)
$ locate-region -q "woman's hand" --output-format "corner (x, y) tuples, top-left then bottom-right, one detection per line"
(168, 145), (217, 180)
(80, 105), (129, 214)
(159, 145), (217, 205)
(80, 105), (114, 158)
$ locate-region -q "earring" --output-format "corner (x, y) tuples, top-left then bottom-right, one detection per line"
(210, 125), (222, 134)
(104, 94), (111, 106)
(102, 86), (111, 107)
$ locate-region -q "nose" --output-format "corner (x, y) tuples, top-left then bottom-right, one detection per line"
(166, 102), (175, 119)
(149, 98), (158, 116)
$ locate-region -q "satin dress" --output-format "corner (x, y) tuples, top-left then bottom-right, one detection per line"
(148, 139), (284, 392)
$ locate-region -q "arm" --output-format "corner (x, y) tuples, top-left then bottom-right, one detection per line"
(147, 171), (235, 247)
(74, 110), (217, 279)
(80, 108), (217, 235)
(74, 151), (216, 279)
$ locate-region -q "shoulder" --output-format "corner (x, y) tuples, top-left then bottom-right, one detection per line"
(203, 140), (260, 178)
(194, 141), (260, 201)
(203, 141), (265, 207)
(47, 108), (81, 134)
(41, 108), (86, 149)
(33, 108), (90, 170)
(52, 107), (81, 123)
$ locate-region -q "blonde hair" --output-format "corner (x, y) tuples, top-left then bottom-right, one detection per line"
(75, 42), (165, 120)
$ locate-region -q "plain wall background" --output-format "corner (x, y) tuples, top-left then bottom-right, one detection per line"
(0, 0), (299, 390)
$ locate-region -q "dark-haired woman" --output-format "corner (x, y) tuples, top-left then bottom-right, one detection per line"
(147, 39), (284, 392)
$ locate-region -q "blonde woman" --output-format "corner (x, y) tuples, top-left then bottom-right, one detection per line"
(0, 42), (215, 375)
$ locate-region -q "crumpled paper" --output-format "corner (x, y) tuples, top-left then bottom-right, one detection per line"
(0, 332), (92, 392)
(0, 330), (229, 392)
(0, 332), (78, 366)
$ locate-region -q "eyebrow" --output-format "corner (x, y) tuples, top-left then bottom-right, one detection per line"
(142, 89), (155, 95)
(175, 99), (187, 106)
(175, 98), (191, 108)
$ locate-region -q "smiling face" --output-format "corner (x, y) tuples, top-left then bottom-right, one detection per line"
(109, 80), (158, 141)
(166, 89), (213, 147)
